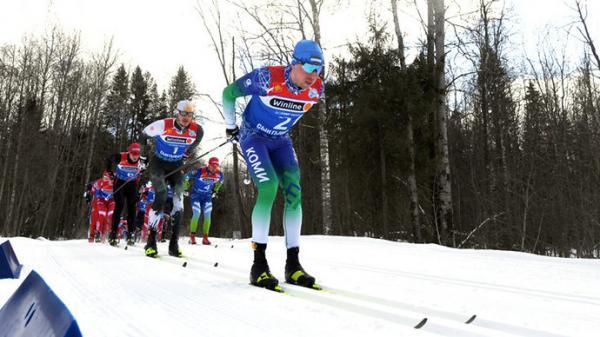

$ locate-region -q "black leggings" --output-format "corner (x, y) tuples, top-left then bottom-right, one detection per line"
(148, 157), (185, 237)
(148, 158), (184, 212)
(111, 179), (138, 234)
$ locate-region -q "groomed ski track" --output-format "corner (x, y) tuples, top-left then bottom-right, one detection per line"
(1, 236), (598, 337)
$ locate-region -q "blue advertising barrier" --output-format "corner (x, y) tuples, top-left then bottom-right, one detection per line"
(0, 270), (83, 337)
(0, 240), (22, 279)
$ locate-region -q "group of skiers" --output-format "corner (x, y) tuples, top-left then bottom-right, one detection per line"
(85, 140), (223, 248)
(85, 39), (324, 292)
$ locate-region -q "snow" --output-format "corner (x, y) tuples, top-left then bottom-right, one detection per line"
(1, 236), (599, 337)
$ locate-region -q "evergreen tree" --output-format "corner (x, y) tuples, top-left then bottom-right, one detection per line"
(157, 90), (169, 119)
(103, 64), (130, 148)
(168, 65), (196, 108)
(129, 66), (150, 139)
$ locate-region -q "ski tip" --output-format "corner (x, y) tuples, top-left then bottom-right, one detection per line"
(311, 283), (323, 291)
(213, 262), (219, 267)
(465, 314), (477, 324)
(182, 261), (188, 267)
(414, 318), (428, 329)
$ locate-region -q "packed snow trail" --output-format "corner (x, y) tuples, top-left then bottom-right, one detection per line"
(1, 236), (599, 337)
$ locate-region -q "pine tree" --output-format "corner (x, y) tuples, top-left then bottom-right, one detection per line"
(103, 64), (130, 148)
(129, 66), (150, 140)
(168, 65), (196, 109)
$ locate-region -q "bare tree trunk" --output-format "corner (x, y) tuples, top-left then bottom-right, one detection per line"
(0, 131), (14, 232)
(14, 171), (28, 236)
(575, 0), (600, 72)
(195, 4), (245, 237)
(78, 41), (116, 236)
(433, 0), (454, 245)
(7, 112), (25, 234)
(521, 169), (533, 251)
(392, 0), (421, 242)
(308, 0), (333, 234)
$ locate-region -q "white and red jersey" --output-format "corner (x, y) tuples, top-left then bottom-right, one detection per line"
(143, 118), (201, 162)
(115, 152), (142, 181)
(92, 177), (114, 200)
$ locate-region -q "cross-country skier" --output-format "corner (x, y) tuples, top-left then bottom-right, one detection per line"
(185, 156), (224, 245)
(106, 142), (144, 246)
(222, 39), (324, 291)
(89, 171), (115, 243)
(139, 100), (203, 257)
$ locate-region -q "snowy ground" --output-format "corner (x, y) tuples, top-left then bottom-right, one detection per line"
(1, 236), (599, 337)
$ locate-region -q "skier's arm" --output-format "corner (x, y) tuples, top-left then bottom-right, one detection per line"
(222, 68), (270, 129)
(184, 124), (204, 159)
(184, 170), (196, 191)
(139, 119), (165, 159)
(213, 172), (224, 193)
(104, 154), (119, 176)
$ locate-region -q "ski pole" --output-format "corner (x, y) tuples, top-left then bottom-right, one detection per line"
(163, 139), (232, 179)
(108, 174), (140, 198)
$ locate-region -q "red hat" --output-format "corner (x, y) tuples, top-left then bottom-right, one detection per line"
(208, 157), (219, 166)
(128, 143), (141, 154)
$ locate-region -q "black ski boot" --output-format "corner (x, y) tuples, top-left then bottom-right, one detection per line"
(250, 243), (281, 292)
(168, 212), (182, 257)
(127, 232), (135, 246)
(108, 230), (118, 247)
(144, 229), (158, 257)
(168, 240), (182, 257)
(285, 247), (320, 290)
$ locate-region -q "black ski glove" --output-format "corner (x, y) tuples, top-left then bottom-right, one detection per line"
(226, 126), (240, 142)
(139, 156), (148, 171)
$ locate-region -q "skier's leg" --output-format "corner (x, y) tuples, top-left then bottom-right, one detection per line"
(189, 198), (201, 244)
(106, 200), (115, 240)
(90, 200), (101, 242)
(240, 136), (279, 245)
(162, 198), (173, 242)
(271, 139), (302, 249)
(167, 170), (184, 256)
(272, 138), (317, 289)
(240, 134), (280, 289)
(142, 204), (150, 241)
(125, 183), (137, 243)
(111, 181), (125, 235)
(201, 198), (213, 245)
(145, 159), (167, 257)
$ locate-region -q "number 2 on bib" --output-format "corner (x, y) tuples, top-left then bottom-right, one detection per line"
(273, 117), (291, 131)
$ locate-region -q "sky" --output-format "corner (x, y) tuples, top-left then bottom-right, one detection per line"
(4, 0), (598, 94)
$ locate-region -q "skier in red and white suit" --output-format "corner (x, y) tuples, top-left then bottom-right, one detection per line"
(89, 171), (115, 242)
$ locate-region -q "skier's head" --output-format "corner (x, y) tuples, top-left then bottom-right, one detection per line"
(208, 157), (219, 173)
(174, 100), (194, 127)
(127, 142), (140, 161)
(291, 39), (323, 89)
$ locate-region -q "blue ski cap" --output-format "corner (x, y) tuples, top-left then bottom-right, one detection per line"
(292, 40), (324, 66)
